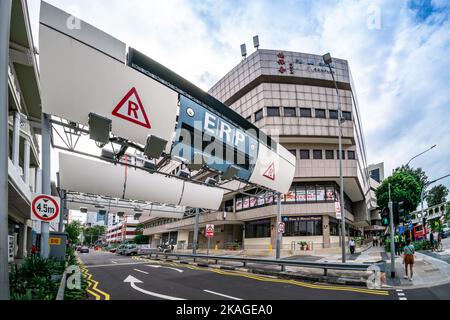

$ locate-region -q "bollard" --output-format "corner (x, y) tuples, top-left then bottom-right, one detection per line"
(269, 244), (273, 252)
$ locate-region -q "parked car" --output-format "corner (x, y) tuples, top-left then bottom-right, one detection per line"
(116, 244), (127, 255)
(75, 245), (82, 252)
(442, 228), (450, 239)
(79, 246), (89, 253)
(123, 244), (138, 256)
(109, 247), (117, 253)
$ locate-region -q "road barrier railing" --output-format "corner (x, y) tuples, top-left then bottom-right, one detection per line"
(145, 252), (386, 277)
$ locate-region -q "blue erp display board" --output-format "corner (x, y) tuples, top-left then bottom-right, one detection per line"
(173, 95), (259, 181)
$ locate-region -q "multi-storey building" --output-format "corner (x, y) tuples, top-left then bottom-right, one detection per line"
(6, 0), (42, 261)
(142, 48), (377, 252)
(106, 215), (139, 244)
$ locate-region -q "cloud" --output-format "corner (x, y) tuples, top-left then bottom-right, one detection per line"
(29, 0), (450, 191)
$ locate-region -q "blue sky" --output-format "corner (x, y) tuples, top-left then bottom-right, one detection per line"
(27, 0), (450, 194)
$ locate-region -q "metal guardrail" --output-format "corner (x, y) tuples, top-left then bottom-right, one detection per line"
(146, 252), (385, 276)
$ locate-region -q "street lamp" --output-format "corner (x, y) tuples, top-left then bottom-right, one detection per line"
(420, 173), (450, 239)
(323, 53), (346, 263)
(406, 145), (437, 167)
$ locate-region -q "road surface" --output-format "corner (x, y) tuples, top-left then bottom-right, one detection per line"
(77, 251), (400, 300)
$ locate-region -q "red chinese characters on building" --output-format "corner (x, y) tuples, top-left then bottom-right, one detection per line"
(277, 52), (286, 74)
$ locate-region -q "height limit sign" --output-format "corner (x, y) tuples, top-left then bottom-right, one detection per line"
(31, 194), (61, 223)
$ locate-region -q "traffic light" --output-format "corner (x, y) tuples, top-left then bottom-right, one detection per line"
(398, 201), (405, 223)
(381, 207), (390, 226)
(392, 202), (399, 225)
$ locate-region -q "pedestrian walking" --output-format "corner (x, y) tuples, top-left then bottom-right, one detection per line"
(394, 233), (401, 256)
(403, 239), (415, 281)
(349, 238), (356, 255)
(430, 232), (435, 251)
(400, 234), (406, 254)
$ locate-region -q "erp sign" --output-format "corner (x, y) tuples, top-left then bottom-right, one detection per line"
(173, 95), (259, 180)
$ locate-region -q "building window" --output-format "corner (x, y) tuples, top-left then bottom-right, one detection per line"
(343, 111), (352, 121)
(329, 110), (338, 119)
(315, 109), (326, 118)
(284, 107), (296, 117)
(325, 150), (334, 159)
(299, 150), (310, 159)
(245, 219), (271, 238)
(284, 217), (323, 236)
(348, 151), (356, 160)
(288, 149), (297, 158)
(370, 168), (380, 183)
(300, 108), (312, 118)
(336, 150), (345, 159)
(267, 107), (280, 117)
(313, 150), (323, 159)
(255, 109), (263, 121)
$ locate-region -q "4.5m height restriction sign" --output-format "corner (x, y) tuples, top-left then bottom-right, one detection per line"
(31, 194), (61, 223)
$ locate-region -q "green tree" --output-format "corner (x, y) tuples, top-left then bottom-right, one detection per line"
(131, 224), (149, 244)
(65, 220), (82, 245)
(83, 225), (106, 245)
(376, 170), (422, 214)
(425, 184), (449, 207)
(395, 165), (428, 189)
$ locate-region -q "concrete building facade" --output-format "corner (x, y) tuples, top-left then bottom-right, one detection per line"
(6, 0), (42, 261)
(141, 49), (378, 253)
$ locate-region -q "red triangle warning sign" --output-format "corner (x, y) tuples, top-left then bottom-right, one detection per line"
(263, 162), (275, 181)
(112, 87), (151, 129)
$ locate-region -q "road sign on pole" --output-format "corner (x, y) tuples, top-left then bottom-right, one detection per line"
(205, 224), (214, 238)
(335, 201), (341, 220)
(277, 222), (285, 234)
(31, 194), (61, 223)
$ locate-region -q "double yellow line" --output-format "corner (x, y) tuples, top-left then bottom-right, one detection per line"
(78, 257), (110, 300)
(134, 256), (389, 296)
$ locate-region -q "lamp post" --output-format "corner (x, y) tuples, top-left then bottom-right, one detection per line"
(420, 173), (450, 239)
(323, 53), (346, 263)
(406, 145), (437, 167)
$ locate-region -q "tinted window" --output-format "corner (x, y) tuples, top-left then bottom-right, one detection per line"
(255, 109), (263, 121)
(325, 150), (334, 159)
(313, 150), (323, 159)
(300, 150), (310, 159)
(267, 107), (280, 117)
(348, 151), (356, 160)
(329, 110), (338, 119)
(343, 111), (352, 121)
(336, 150), (345, 159)
(288, 150), (297, 157)
(300, 108), (312, 117)
(315, 109), (326, 118)
(284, 107), (296, 117)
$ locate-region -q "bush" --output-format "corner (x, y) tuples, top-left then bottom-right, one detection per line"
(64, 247), (88, 300)
(9, 255), (65, 300)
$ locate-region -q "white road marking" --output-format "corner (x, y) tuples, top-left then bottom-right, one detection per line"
(399, 297), (407, 300)
(123, 275), (185, 300)
(133, 268), (149, 275)
(145, 265), (183, 273)
(88, 262), (148, 268)
(204, 289), (242, 300)
(111, 261), (118, 264)
(396, 289), (403, 292)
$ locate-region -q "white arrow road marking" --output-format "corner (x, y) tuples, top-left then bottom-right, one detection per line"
(123, 275), (185, 300)
(145, 265), (183, 273)
(111, 261), (118, 264)
(203, 289), (242, 300)
(133, 268), (149, 275)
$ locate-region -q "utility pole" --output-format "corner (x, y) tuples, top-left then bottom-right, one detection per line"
(0, 0), (12, 301)
(40, 114), (51, 259)
(193, 208), (199, 254)
(388, 183), (396, 278)
(276, 192), (282, 259)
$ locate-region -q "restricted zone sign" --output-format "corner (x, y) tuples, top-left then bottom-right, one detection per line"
(205, 224), (214, 238)
(277, 222), (285, 234)
(31, 194), (61, 222)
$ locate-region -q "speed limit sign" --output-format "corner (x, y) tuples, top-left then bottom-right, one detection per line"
(31, 194), (61, 222)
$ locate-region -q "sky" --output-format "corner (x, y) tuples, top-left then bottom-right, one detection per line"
(26, 0), (450, 199)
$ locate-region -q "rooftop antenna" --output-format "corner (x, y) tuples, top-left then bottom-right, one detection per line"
(240, 43), (247, 60)
(253, 35), (260, 49)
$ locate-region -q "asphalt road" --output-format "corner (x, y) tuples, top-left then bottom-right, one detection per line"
(77, 251), (398, 300)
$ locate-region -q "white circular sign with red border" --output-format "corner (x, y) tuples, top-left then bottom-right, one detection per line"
(31, 194), (61, 222)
